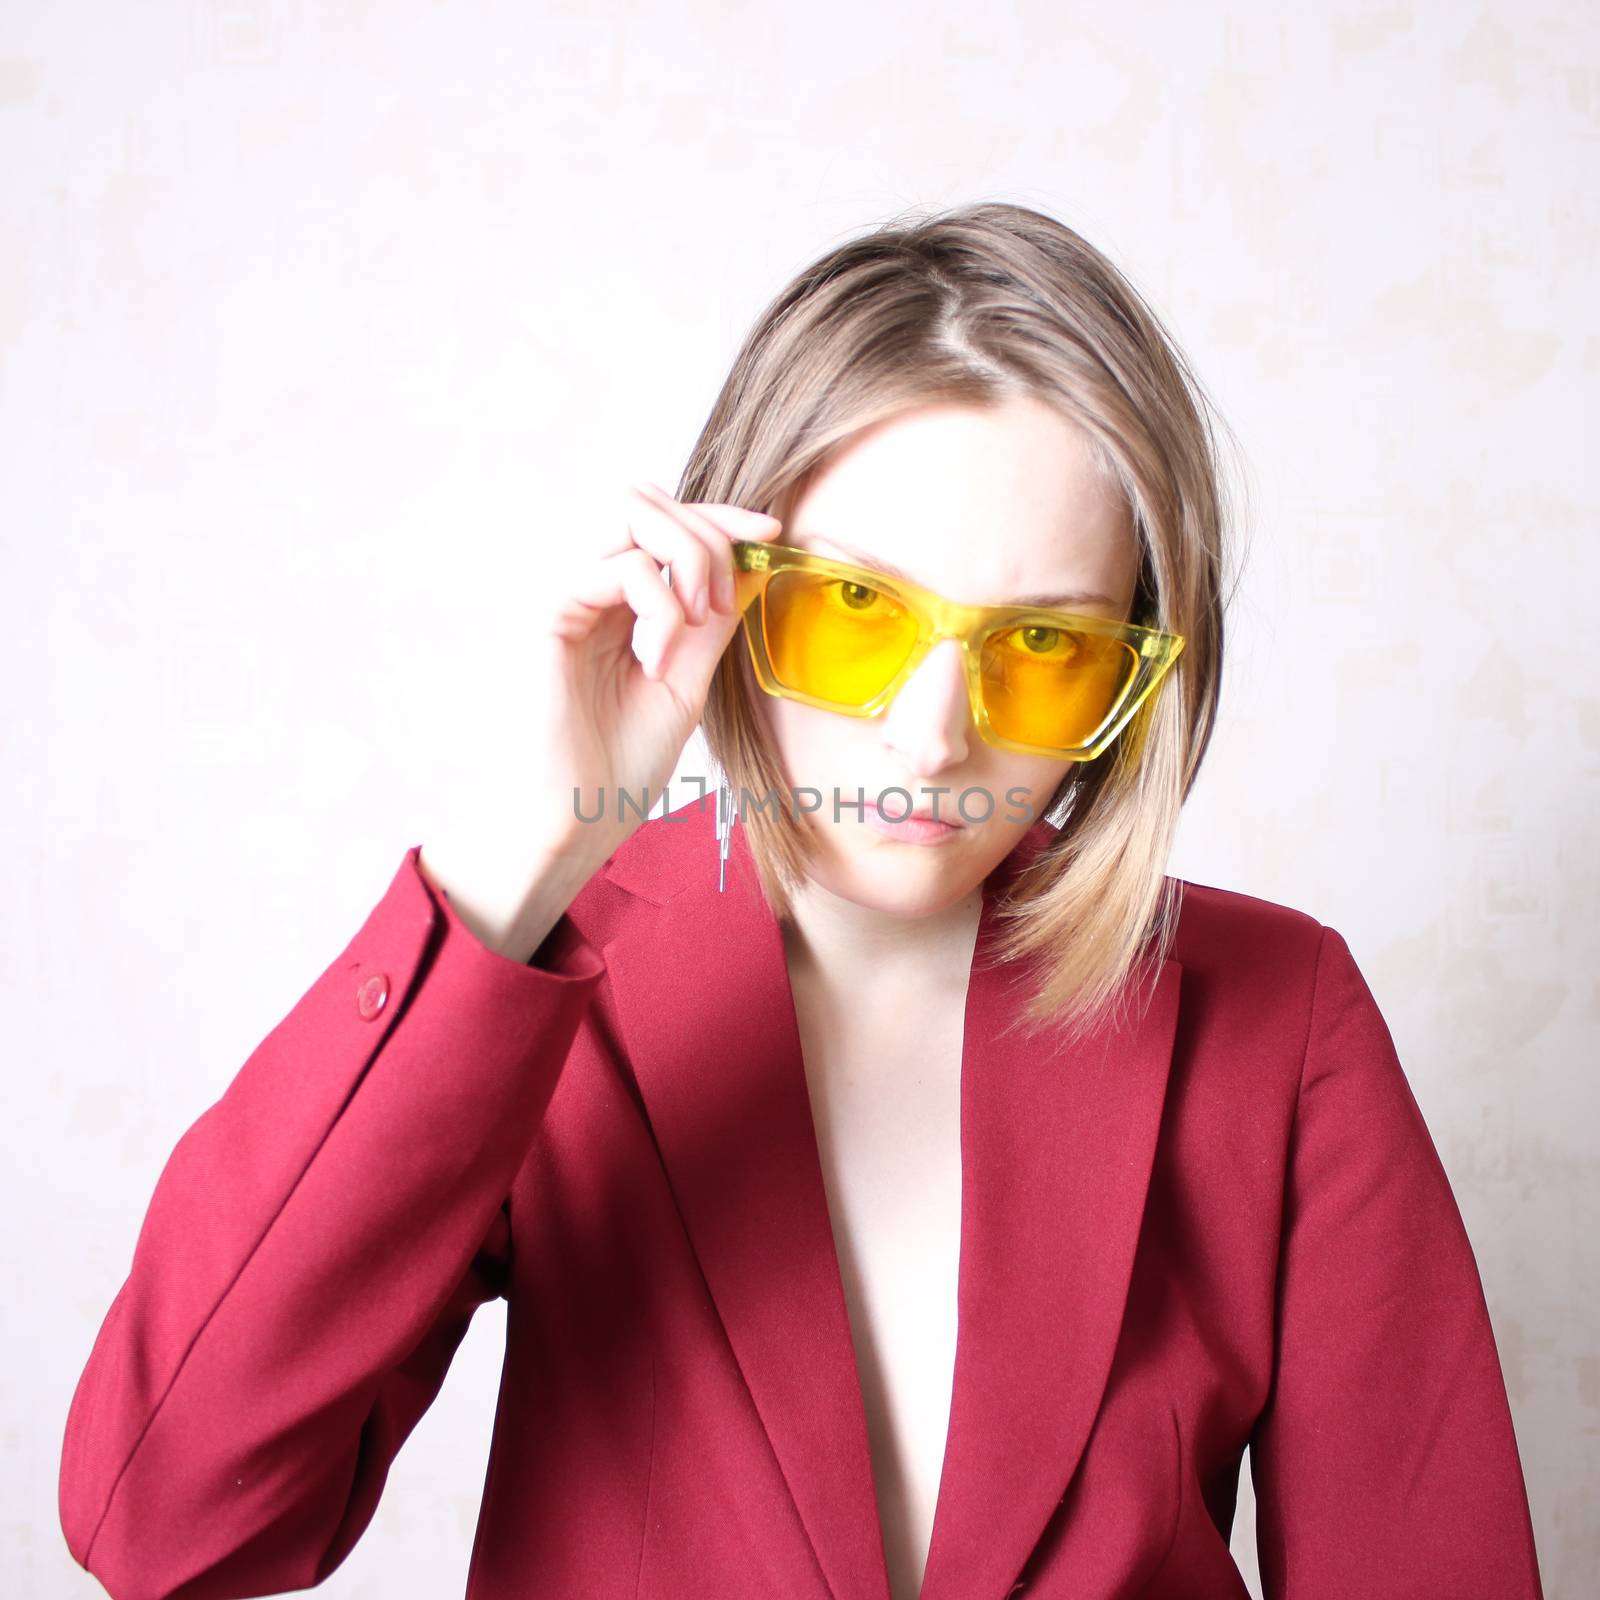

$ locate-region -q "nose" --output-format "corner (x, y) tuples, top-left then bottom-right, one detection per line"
(878, 638), (973, 775)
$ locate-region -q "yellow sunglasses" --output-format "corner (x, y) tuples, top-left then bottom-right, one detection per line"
(727, 539), (1185, 761)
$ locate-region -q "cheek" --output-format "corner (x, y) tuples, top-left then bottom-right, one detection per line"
(980, 756), (1076, 822)
(732, 647), (882, 779)
(761, 693), (868, 779)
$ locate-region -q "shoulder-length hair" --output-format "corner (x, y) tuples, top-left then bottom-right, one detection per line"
(679, 200), (1248, 1046)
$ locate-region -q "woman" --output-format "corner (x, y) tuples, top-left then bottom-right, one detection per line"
(58, 202), (1543, 1599)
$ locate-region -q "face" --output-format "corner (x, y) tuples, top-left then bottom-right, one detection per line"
(741, 393), (1142, 919)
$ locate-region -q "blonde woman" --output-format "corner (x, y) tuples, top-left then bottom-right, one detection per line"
(60, 202), (1543, 1599)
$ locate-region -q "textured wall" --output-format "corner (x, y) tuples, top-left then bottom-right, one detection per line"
(5, 2), (1594, 1594)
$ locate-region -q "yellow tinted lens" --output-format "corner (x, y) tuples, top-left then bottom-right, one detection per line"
(980, 622), (1136, 749)
(765, 570), (918, 704)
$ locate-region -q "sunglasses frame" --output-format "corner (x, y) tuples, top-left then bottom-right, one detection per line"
(727, 538), (1186, 762)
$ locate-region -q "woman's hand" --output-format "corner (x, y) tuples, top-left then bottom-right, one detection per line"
(418, 483), (782, 958)
(534, 481), (783, 863)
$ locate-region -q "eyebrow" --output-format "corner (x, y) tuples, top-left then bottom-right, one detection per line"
(796, 534), (1120, 611)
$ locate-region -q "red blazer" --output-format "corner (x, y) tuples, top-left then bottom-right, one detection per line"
(59, 800), (1543, 1599)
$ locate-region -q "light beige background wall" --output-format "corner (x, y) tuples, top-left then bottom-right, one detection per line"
(4, 2), (1594, 1594)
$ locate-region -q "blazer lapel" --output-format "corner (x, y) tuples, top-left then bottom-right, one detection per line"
(603, 804), (883, 1600)
(600, 801), (1182, 1600)
(919, 856), (1183, 1600)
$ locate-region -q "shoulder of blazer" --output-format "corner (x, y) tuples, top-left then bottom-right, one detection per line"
(1166, 872), (1330, 1017)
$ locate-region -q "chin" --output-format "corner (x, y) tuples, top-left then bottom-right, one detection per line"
(824, 834), (984, 912)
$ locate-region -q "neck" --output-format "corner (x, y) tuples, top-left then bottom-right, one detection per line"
(779, 872), (985, 996)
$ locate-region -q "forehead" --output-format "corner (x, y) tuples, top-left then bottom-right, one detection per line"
(777, 397), (1138, 613)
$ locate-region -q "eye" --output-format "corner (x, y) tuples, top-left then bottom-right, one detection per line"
(832, 579), (881, 611)
(1008, 624), (1077, 658)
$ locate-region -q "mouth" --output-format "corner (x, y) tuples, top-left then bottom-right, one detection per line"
(859, 799), (966, 845)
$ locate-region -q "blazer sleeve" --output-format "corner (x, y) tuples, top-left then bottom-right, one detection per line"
(1249, 924), (1544, 1597)
(58, 844), (608, 1600)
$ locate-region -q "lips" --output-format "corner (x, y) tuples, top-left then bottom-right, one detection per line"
(861, 800), (966, 828)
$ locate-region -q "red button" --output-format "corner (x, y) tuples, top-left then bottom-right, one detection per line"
(356, 972), (389, 1020)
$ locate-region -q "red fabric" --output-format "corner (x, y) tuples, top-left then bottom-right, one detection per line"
(59, 798), (1544, 1599)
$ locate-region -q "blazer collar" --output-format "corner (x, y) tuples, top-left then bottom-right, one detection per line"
(600, 800), (1183, 1600)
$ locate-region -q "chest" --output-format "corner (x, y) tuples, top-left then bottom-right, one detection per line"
(787, 977), (969, 1600)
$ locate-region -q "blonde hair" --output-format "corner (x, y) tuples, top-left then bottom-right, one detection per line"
(681, 200), (1249, 1045)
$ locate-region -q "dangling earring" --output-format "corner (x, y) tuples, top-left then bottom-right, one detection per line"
(715, 772), (737, 891)
(1045, 770), (1082, 828)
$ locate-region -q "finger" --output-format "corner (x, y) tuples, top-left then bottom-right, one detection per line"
(637, 484), (784, 614)
(555, 545), (686, 651)
(665, 489), (784, 535)
(632, 484), (741, 615)
(656, 490), (785, 542)
(622, 487), (716, 625)
(616, 549), (688, 680)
